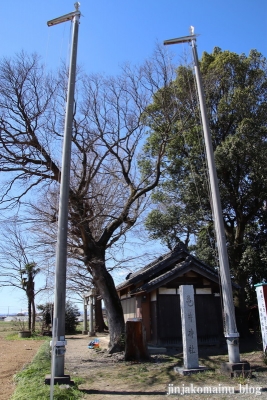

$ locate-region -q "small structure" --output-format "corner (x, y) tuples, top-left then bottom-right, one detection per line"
(116, 244), (238, 346)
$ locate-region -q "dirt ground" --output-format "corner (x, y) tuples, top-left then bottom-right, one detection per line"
(0, 336), (44, 400)
(0, 332), (266, 399)
(65, 334), (267, 399)
(65, 333), (169, 399)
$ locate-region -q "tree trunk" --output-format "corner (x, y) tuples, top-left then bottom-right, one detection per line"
(234, 274), (250, 338)
(32, 297), (36, 333)
(26, 280), (35, 333)
(87, 252), (125, 353)
(230, 224), (250, 337)
(28, 299), (31, 332)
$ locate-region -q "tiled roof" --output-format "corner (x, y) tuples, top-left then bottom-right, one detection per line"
(129, 256), (222, 294)
(116, 243), (224, 292)
(116, 244), (239, 294)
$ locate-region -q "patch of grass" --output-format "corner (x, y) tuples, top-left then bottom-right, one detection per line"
(2, 323), (54, 343)
(11, 341), (84, 400)
(98, 359), (180, 388)
(0, 320), (48, 340)
(6, 332), (47, 340)
(138, 366), (148, 373)
(6, 332), (22, 340)
(0, 321), (18, 338)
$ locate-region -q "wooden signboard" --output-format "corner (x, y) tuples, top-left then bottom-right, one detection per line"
(255, 283), (267, 353)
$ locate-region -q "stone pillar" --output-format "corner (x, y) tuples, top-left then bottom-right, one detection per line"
(180, 285), (199, 369)
(89, 296), (95, 336)
(82, 297), (88, 334)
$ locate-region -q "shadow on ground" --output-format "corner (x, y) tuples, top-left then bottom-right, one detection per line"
(81, 389), (166, 396)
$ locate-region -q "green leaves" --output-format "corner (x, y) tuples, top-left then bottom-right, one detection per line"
(144, 47), (267, 306)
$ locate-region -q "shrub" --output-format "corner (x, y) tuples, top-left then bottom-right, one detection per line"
(37, 302), (80, 334)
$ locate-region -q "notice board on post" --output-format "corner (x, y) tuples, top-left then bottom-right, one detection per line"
(255, 283), (267, 353)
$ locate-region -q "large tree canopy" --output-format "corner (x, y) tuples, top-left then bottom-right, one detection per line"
(144, 48), (267, 325)
(0, 49), (175, 351)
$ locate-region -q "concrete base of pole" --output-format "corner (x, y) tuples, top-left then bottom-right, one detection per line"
(45, 374), (73, 385)
(174, 366), (214, 376)
(221, 337), (251, 377)
(88, 331), (96, 336)
(82, 330), (88, 335)
(226, 336), (241, 363)
(221, 362), (251, 378)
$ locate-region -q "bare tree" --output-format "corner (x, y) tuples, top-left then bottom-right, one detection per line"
(0, 48), (176, 351)
(0, 221), (47, 332)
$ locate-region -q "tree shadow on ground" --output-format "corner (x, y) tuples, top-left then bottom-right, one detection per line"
(80, 389), (166, 396)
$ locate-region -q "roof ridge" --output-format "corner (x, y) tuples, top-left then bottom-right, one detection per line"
(116, 244), (189, 290)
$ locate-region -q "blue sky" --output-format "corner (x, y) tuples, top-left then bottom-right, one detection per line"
(0, 0), (266, 314)
(2, 0), (267, 76)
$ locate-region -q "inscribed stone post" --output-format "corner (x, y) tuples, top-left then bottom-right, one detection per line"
(180, 285), (199, 369)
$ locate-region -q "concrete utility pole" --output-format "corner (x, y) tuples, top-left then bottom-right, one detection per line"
(47, 2), (81, 382)
(163, 28), (241, 365)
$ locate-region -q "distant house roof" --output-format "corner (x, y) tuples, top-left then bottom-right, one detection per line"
(116, 243), (239, 295)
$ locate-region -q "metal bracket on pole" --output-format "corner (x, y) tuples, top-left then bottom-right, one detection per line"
(47, 2), (81, 26)
(225, 333), (240, 338)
